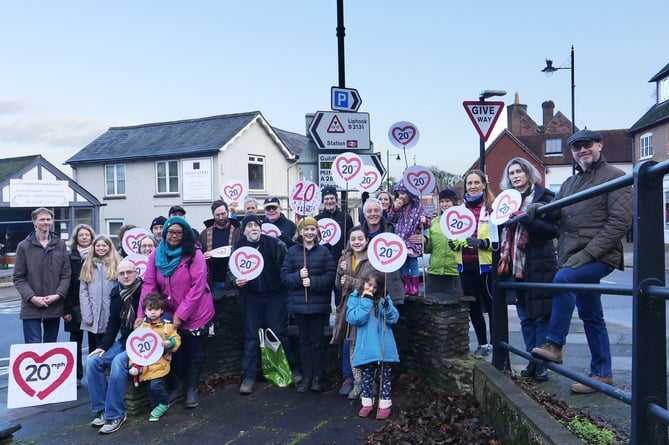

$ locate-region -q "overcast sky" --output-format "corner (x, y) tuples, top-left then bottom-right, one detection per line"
(1, 1), (665, 179)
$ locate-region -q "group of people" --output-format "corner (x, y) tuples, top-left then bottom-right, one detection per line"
(10, 128), (632, 432)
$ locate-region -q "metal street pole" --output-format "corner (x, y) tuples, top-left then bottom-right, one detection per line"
(477, 90), (507, 174)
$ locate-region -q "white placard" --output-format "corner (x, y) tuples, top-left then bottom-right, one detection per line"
(367, 232), (408, 273)
(440, 205), (476, 240)
(331, 152), (364, 190)
(210, 245), (232, 258)
(490, 189), (523, 226)
(261, 223), (280, 238)
(289, 180), (322, 216)
(220, 179), (247, 205)
(229, 246), (265, 280)
(126, 327), (165, 367)
(9, 179), (69, 207)
(124, 253), (149, 278)
(8, 342), (77, 408)
(318, 218), (341, 246)
(388, 121), (420, 149)
(122, 228), (152, 255)
(402, 165), (436, 196)
(358, 165), (382, 193)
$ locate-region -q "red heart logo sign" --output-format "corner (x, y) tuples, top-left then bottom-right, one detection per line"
(235, 251), (262, 276)
(391, 125), (417, 146)
(129, 332), (160, 360)
(494, 195), (520, 217)
(262, 227), (280, 238)
(335, 156), (362, 182)
(372, 238), (404, 266)
(319, 222), (339, 243)
(223, 184), (242, 201)
(360, 170), (379, 191)
(446, 209), (475, 236)
(124, 234), (143, 253)
(12, 348), (74, 400)
(406, 171), (431, 193)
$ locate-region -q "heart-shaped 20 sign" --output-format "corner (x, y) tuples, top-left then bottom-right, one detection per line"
(220, 179), (247, 204)
(261, 223), (281, 239)
(10, 346), (75, 403)
(367, 233), (408, 273)
(490, 189), (522, 226)
(318, 218), (341, 246)
(229, 246), (265, 281)
(388, 121), (420, 149)
(440, 205), (476, 240)
(126, 327), (165, 366)
(124, 253), (148, 278)
(403, 165), (436, 196)
(359, 165), (382, 193)
(122, 228), (152, 255)
(332, 152), (364, 189)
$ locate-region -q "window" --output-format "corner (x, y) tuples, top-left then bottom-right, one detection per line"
(659, 77), (669, 103)
(545, 138), (562, 155)
(248, 155), (265, 191)
(640, 133), (653, 159)
(105, 164), (125, 196)
(107, 220), (123, 247)
(156, 160), (179, 193)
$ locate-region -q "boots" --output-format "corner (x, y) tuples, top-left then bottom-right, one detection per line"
(410, 277), (419, 296)
(168, 378), (184, 405)
(184, 369), (200, 409)
(403, 276), (410, 295)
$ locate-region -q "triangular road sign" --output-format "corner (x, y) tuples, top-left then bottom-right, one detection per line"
(462, 101), (505, 142)
(327, 115), (345, 133)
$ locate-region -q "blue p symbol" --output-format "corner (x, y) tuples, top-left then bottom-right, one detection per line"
(335, 91), (349, 108)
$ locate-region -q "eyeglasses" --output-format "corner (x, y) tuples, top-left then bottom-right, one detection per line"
(118, 270), (137, 277)
(166, 230), (184, 238)
(265, 206), (278, 211)
(570, 140), (595, 151)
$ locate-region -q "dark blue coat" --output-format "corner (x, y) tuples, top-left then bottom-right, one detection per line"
(281, 243), (335, 315)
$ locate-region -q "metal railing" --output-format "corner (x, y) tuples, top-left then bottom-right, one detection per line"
(491, 159), (669, 445)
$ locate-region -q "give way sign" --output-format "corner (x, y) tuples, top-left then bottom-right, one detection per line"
(462, 101), (505, 142)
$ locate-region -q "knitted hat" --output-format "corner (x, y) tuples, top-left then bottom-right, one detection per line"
(150, 216), (167, 231)
(297, 216), (319, 230)
(241, 214), (262, 231)
(438, 189), (458, 202)
(163, 216), (193, 240)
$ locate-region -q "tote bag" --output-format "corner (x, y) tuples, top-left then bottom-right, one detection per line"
(259, 328), (293, 387)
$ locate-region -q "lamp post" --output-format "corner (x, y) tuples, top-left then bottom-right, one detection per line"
(478, 89), (507, 174)
(542, 45), (575, 135)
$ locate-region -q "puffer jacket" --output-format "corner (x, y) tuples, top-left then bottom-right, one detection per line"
(282, 243), (335, 315)
(554, 156), (632, 270)
(425, 214), (462, 276)
(14, 231), (70, 320)
(79, 261), (116, 334)
(387, 181), (431, 257)
(346, 290), (400, 366)
(132, 315), (181, 381)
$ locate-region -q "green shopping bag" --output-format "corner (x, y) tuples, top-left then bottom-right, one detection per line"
(259, 328), (293, 387)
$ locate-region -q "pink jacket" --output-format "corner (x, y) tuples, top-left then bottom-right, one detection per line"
(139, 250), (214, 330)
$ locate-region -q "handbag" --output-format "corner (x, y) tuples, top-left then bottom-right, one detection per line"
(259, 328), (293, 387)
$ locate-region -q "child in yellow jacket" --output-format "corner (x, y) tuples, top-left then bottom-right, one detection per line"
(129, 293), (181, 422)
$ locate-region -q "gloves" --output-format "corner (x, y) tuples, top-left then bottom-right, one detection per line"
(382, 298), (389, 309)
(525, 203), (542, 223)
(448, 240), (458, 250)
(563, 250), (594, 269)
(466, 237), (488, 250)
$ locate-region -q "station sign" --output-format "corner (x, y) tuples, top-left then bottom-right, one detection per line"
(308, 111), (370, 150)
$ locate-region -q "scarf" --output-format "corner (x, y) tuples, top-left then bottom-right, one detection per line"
(119, 278), (142, 329)
(77, 245), (91, 260)
(155, 241), (183, 278)
(500, 188), (535, 279)
(465, 192), (484, 203)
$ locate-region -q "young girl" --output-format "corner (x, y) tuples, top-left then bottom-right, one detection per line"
(387, 181), (431, 296)
(79, 234), (121, 351)
(332, 226), (375, 399)
(346, 269), (399, 420)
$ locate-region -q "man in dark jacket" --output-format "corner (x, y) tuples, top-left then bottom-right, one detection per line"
(232, 214), (299, 394)
(13, 207), (70, 343)
(199, 200), (241, 300)
(87, 260), (142, 434)
(532, 129), (633, 393)
(262, 197), (297, 248)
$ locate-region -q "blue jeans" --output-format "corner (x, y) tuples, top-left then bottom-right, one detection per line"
(545, 261), (614, 377)
(400, 257), (419, 277)
(342, 339), (353, 380)
(23, 318), (60, 343)
(87, 342), (129, 420)
(516, 300), (548, 353)
(149, 378), (169, 407)
(212, 281), (226, 301)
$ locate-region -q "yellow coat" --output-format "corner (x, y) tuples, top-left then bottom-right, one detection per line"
(130, 317), (181, 381)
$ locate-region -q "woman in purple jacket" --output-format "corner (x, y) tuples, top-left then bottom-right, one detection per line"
(139, 216), (214, 409)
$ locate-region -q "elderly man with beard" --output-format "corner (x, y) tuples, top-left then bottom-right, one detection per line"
(532, 129), (632, 394)
(231, 214), (300, 395)
(200, 200), (241, 300)
(87, 260), (142, 434)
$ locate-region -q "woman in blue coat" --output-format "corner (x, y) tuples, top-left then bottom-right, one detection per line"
(346, 269), (399, 420)
(281, 217), (335, 392)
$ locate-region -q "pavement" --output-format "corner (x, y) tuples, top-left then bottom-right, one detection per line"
(0, 241), (655, 443)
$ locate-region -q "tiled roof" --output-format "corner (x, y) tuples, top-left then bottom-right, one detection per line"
(649, 61), (669, 82)
(66, 111), (268, 165)
(0, 155), (41, 183)
(272, 127), (307, 156)
(628, 100), (669, 134)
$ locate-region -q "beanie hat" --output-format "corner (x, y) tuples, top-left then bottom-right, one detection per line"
(163, 216), (193, 241)
(438, 189), (458, 202)
(241, 214), (262, 231)
(150, 216), (167, 231)
(297, 216), (319, 231)
(321, 186), (338, 199)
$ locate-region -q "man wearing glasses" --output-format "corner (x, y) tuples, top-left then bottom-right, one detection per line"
(87, 260), (143, 434)
(532, 129), (632, 394)
(262, 197), (296, 248)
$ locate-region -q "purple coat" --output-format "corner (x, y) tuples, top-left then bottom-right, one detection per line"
(139, 250), (214, 330)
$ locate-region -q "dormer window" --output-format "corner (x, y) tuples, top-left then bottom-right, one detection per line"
(659, 77), (669, 103)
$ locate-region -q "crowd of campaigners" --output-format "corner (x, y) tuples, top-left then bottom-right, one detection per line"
(11, 129), (632, 433)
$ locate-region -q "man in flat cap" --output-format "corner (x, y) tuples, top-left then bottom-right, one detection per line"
(532, 129), (632, 393)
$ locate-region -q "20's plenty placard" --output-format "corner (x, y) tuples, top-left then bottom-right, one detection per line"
(367, 233), (408, 273)
(440, 205), (477, 240)
(126, 327), (165, 367)
(229, 246), (265, 281)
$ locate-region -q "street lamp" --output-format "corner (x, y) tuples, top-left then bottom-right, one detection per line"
(478, 89), (507, 173)
(542, 45), (575, 135)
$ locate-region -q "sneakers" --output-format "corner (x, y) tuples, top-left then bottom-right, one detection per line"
(310, 376), (323, 392)
(149, 403), (169, 422)
(474, 344), (492, 357)
(347, 382), (362, 400)
(297, 378), (312, 393)
(239, 378), (255, 395)
(376, 407), (391, 420)
(531, 341), (563, 364)
(338, 378), (353, 396)
(571, 375), (615, 394)
(520, 362), (535, 378)
(90, 411), (105, 427)
(534, 364), (549, 382)
(291, 370), (302, 385)
(99, 413), (127, 434)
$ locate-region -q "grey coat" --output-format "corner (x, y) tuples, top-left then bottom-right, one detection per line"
(79, 261), (116, 334)
(13, 231), (70, 320)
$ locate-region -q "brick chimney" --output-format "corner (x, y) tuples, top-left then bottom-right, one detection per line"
(507, 92), (527, 135)
(542, 101), (555, 127)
